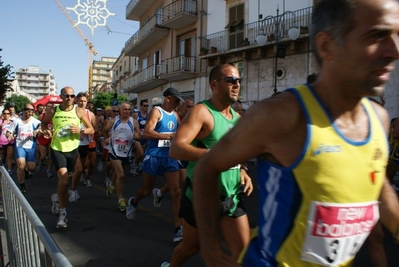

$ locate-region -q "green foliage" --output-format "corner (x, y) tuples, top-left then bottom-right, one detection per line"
(4, 94), (32, 113)
(0, 48), (14, 105)
(92, 91), (129, 109)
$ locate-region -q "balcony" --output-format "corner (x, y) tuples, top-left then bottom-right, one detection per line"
(126, 0), (157, 21)
(123, 64), (168, 93)
(125, 14), (170, 57)
(160, 55), (197, 81)
(198, 7), (312, 59)
(162, 0), (198, 29)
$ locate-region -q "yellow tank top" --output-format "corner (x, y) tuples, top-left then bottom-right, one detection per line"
(243, 85), (388, 267)
(50, 106), (81, 152)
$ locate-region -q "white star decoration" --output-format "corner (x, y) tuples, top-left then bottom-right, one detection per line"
(67, 0), (115, 35)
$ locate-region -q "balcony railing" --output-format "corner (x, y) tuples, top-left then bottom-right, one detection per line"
(123, 64), (168, 93)
(199, 6), (312, 55)
(162, 0), (198, 29)
(161, 55), (196, 74)
(126, 0), (157, 21)
(125, 14), (170, 56)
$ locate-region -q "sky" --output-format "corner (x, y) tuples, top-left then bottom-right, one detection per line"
(0, 0), (139, 94)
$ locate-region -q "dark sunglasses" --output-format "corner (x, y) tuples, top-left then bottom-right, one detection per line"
(112, 110), (119, 113)
(142, 105), (149, 107)
(62, 94), (75, 98)
(215, 76), (242, 85)
(24, 108), (34, 111)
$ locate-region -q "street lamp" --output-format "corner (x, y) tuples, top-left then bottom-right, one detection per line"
(255, 7), (300, 93)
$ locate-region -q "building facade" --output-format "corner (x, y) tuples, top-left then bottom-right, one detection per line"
(120, 0), (399, 117)
(92, 56), (117, 94)
(111, 49), (138, 101)
(11, 65), (56, 101)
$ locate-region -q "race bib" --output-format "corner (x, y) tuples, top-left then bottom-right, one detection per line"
(115, 138), (128, 152)
(301, 201), (378, 266)
(158, 139), (171, 147)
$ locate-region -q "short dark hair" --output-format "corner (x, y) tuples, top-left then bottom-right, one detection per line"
(311, 0), (357, 65)
(209, 63), (236, 84)
(37, 104), (44, 108)
(76, 92), (87, 99)
(140, 99), (148, 106)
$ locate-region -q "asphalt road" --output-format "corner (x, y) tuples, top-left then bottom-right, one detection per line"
(3, 159), (399, 267)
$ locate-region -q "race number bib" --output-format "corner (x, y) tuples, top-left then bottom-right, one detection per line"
(301, 201), (378, 266)
(115, 138), (128, 152)
(158, 132), (173, 147)
(158, 139), (171, 147)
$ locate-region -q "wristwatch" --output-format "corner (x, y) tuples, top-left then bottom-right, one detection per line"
(80, 128), (84, 134)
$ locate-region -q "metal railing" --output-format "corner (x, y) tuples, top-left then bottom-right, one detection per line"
(199, 6), (313, 53)
(162, 0), (197, 22)
(0, 166), (72, 267)
(125, 14), (167, 53)
(161, 55), (196, 74)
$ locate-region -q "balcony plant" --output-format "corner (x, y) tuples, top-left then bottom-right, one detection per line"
(242, 38), (250, 46)
(300, 26), (309, 34)
(267, 34), (275, 41)
(210, 46), (217, 53)
(200, 47), (209, 55)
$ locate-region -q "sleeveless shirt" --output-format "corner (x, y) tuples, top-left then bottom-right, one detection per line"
(51, 106), (81, 152)
(144, 106), (178, 157)
(243, 85), (388, 267)
(109, 116), (135, 158)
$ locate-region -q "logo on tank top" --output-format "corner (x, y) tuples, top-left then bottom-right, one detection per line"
(313, 143), (342, 155)
(167, 121), (175, 130)
(370, 147), (383, 184)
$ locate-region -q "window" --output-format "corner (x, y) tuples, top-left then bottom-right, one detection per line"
(227, 4), (244, 49)
(233, 62), (244, 99)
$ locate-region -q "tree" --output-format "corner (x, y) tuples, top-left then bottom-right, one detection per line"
(0, 48), (14, 105)
(92, 91), (129, 109)
(4, 94), (32, 113)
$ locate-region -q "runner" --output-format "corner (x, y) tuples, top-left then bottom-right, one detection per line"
(42, 86), (94, 228)
(7, 103), (41, 193)
(0, 108), (15, 177)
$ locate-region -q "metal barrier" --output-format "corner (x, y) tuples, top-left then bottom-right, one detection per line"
(0, 166), (72, 267)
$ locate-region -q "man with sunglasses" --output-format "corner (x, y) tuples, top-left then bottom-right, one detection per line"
(7, 104), (41, 193)
(194, 1), (399, 266)
(41, 86), (94, 228)
(161, 64), (252, 266)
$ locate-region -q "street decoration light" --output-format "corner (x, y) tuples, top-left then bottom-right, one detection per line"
(255, 7), (300, 92)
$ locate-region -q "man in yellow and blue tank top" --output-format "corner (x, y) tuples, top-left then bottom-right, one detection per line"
(192, 0), (399, 266)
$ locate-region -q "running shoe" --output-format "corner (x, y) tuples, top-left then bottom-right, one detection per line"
(126, 197), (137, 220)
(97, 161), (104, 173)
(104, 177), (111, 186)
(130, 162), (138, 176)
(51, 193), (60, 215)
(68, 189), (80, 202)
(174, 226), (183, 243)
(106, 180), (115, 198)
(20, 184), (26, 193)
(28, 171), (33, 177)
(118, 198), (127, 212)
(7, 170), (12, 177)
(161, 263), (170, 267)
(47, 170), (53, 178)
(86, 179), (92, 188)
(152, 188), (163, 208)
(56, 211), (68, 228)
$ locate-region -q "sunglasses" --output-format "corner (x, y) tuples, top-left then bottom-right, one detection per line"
(142, 105), (149, 107)
(215, 76), (242, 85)
(62, 94), (75, 98)
(24, 108), (34, 111)
(112, 110), (119, 113)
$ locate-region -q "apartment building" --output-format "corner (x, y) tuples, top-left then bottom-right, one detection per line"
(92, 56), (117, 94)
(111, 48), (139, 101)
(121, 0), (399, 117)
(11, 65), (56, 100)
